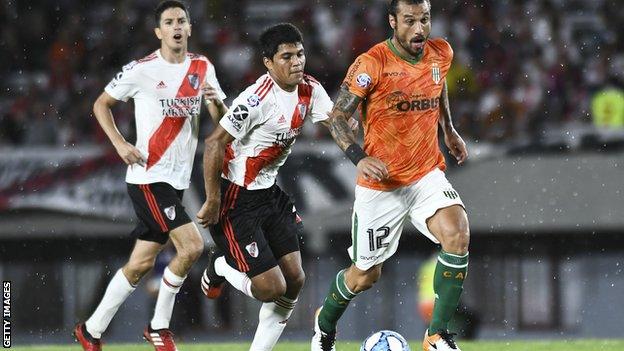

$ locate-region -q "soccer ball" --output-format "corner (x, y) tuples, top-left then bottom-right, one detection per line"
(360, 330), (411, 351)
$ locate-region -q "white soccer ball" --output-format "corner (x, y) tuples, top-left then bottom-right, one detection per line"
(360, 330), (411, 351)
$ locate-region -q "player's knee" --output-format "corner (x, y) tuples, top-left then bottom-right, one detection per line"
(256, 281), (287, 302)
(286, 270), (305, 295)
(187, 240), (204, 262)
(441, 226), (470, 255)
(124, 259), (155, 283)
(178, 238), (204, 263)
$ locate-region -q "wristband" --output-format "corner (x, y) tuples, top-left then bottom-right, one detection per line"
(345, 143), (367, 166)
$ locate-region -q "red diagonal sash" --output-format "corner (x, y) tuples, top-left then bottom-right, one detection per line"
(146, 59), (208, 170)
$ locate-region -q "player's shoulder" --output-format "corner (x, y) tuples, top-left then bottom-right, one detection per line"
(187, 52), (213, 65)
(357, 41), (388, 64)
(302, 74), (321, 87)
(427, 37), (453, 59)
(235, 74), (274, 109)
(121, 51), (158, 73)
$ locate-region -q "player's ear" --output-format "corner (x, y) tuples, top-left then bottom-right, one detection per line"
(154, 27), (163, 40)
(389, 14), (397, 30)
(263, 56), (273, 71)
(188, 24), (192, 37)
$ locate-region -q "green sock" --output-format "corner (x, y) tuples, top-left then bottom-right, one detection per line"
(318, 269), (357, 333)
(429, 250), (469, 335)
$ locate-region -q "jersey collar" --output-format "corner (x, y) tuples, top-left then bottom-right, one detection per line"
(156, 49), (190, 65)
(386, 38), (424, 65)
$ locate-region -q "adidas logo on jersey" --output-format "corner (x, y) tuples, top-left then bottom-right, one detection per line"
(278, 115), (287, 124)
(156, 81), (167, 89)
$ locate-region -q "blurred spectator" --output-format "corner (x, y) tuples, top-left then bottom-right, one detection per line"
(1, 0), (623, 153)
(591, 84), (624, 129)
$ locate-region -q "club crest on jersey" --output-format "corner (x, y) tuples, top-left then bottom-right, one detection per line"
(356, 73), (372, 88)
(247, 94), (260, 107)
(164, 205), (176, 220)
(298, 103), (307, 118)
(431, 64), (441, 84)
(187, 73), (200, 90)
(245, 242), (259, 258)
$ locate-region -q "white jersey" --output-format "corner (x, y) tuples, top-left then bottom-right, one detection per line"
(105, 49), (226, 190)
(220, 73), (333, 190)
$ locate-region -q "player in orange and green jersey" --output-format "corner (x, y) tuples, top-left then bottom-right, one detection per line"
(312, 1), (470, 351)
(345, 34), (453, 190)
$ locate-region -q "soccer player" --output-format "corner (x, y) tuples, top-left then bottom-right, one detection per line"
(196, 23), (348, 351)
(73, 2), (226, 351)
(311, 1), (470, 351)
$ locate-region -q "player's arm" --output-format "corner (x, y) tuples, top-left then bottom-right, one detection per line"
(93, 92), (145, 166)
(196, 125), (235, 227)
(325, 84), (388, 181)
(438, 79), (468, 164)
(202, 82), (228, 125)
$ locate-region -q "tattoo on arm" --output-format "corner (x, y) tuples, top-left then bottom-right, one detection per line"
(439, 79), (454, 131)
(328, 84), (362, 151)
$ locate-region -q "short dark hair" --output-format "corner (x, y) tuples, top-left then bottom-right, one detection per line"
(154, 0), (189, 26)
(259, 23), (304, 59)
(388, 0), (430, 17)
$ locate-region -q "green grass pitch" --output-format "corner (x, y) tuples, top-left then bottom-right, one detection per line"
(7, 340), (624, 351)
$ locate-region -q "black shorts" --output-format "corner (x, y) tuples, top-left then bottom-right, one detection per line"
(209, 179), (303, 278)
(127, 182), (192, 244)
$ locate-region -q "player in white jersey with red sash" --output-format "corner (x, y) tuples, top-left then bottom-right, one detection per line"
(73, 2), (226, 351)
(196, 23), (353, 350)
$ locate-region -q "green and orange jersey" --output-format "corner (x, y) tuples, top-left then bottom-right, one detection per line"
(343, 37), (453, 191)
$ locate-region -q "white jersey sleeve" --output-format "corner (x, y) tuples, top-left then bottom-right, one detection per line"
(205, 63), (227, 101)
(105, 61), (140, 102)
(219, 90), (266, 139)
(310, 82), (333, 124)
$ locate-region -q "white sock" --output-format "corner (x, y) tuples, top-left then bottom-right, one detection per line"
(85, 269), (136, 339)
(150, 267), (186, 330)
(249, 296), (297, 351)
(214, 256), (254, 299)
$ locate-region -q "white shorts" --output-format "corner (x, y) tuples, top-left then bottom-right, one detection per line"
(348, 168), (465, 270)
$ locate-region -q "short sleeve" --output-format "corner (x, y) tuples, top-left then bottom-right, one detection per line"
(309, 83), (333, 124)
(205, 63), (227, 100)
(219, 91), (263, 139)
(342, 53), (380, 99)
(105, 61), (140, 102)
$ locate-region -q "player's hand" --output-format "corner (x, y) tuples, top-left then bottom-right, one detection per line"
(356, 157), (388, 181)
(197, 198), (221, 227)
(201, 82), (223, 105)
(444, 128), (468, 165)
(114, 140), (146, 167)
(347, 117), (359, 134)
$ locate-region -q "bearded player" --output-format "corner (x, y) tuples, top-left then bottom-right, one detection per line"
(312, 1), (470, 351)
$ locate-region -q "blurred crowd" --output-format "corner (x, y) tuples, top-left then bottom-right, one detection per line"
(1, 0), (623, 151)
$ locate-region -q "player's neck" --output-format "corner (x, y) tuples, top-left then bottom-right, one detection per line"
(269, 72), (297, 92)
(159, 45), (187, 64)
(389, 37), (424, 64)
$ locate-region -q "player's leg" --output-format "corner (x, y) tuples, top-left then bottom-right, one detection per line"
(317, 262), (383, 331)
(130, 183), (202, 351)
(82, 239), (163, 340)
(313, 185), (408, 351)
(149, 222), (203, 331)
(249, 185), (305, 351)
(426, 205), (469, 333)
(406, 169), (469, 351)
(75, 183), (171, 350)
